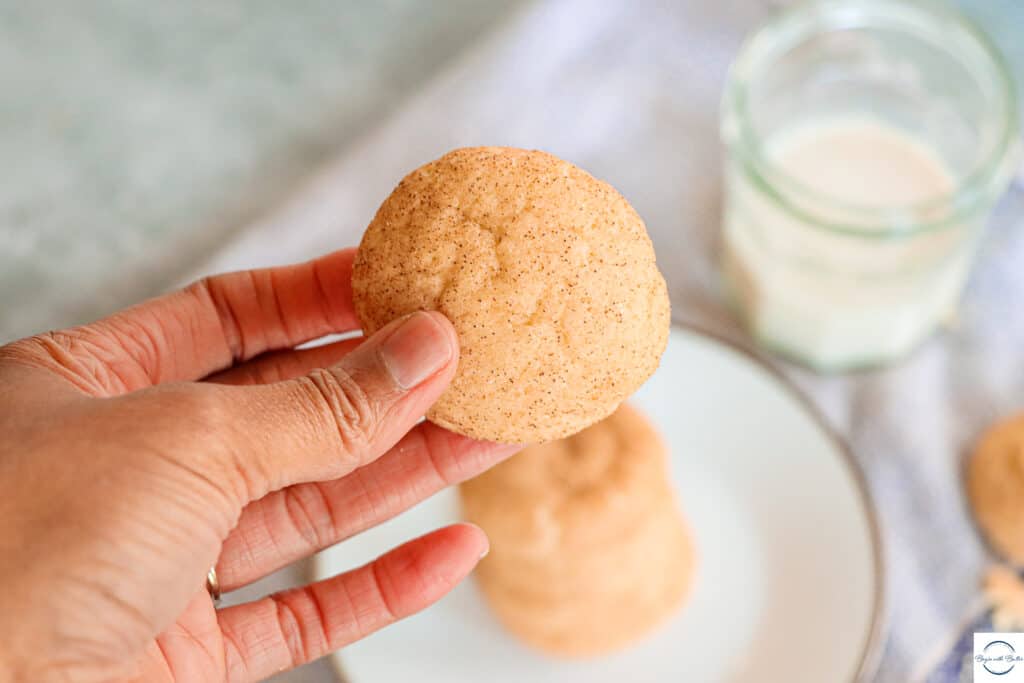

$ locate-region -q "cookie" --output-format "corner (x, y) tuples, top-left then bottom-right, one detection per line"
(968, 414), (1024, 564)
(476, 510), (691, 656)
(459, 403), (695, 656)
(983, 564), (1024, 631)
(352, 147), (670, 443)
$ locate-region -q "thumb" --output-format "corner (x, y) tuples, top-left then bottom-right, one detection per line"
(210, 310), (459, 498)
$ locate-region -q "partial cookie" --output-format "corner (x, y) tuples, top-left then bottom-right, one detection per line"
(983, 564), (1024, 631)
(968, 414), (1024, 564)
(460, 403), (695, 656)
(352, 147), (670, 443)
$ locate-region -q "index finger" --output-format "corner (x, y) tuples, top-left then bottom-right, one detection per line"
(3, 249), (359, 395)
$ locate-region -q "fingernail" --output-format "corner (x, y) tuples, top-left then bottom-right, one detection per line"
(479, 533), (490, 560)
(465, 522), (490, 560)
(379, 312), (454, 389)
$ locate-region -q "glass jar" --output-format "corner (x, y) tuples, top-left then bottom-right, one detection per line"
(720, 0), (1020, 371)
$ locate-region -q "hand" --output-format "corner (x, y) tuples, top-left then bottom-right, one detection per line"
(0, 248), (518, 682)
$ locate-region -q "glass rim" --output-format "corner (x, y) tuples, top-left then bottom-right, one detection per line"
(723, 0), (1020, 240)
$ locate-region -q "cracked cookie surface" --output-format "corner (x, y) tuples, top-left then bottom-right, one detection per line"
(352, 147), (670, 443)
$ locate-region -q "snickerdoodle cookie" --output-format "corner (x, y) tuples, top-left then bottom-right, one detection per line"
(968, 413), (1024, 564)
(352, 147), (670, 443)
(459, 403), (694, 656)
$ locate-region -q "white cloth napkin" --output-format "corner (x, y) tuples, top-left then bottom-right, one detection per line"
(182, 1), (1024, 680)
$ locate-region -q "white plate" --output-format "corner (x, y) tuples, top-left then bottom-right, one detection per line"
(314, 326), (885, 683)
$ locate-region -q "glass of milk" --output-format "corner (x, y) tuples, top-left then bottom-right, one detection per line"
(721, 0), (1020, 371)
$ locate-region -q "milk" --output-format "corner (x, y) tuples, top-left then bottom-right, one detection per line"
(722, 117), (979, 370)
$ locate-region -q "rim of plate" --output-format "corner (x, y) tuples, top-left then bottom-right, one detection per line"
(318, 320), (888, 683)
(672, 320), (887, 682)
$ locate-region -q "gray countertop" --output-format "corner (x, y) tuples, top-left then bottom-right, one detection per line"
(0, 0), (524, 344)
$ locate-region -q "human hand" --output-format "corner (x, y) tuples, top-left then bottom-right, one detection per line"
(0, 248), (518, 682)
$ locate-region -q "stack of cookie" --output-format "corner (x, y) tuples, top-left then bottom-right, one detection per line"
(460, 403), (694, 657)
